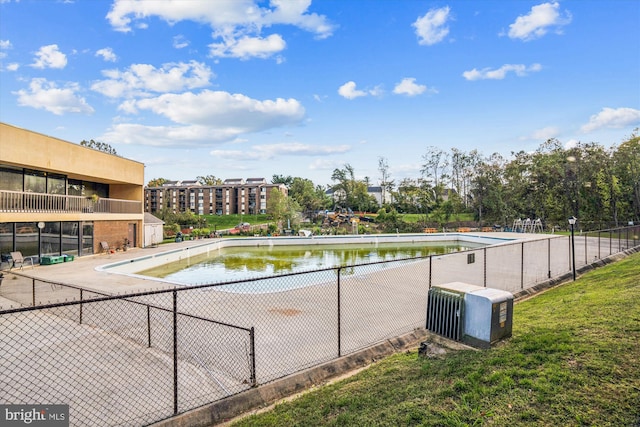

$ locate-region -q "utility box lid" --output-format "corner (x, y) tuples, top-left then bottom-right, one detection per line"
(433, 282), (485, 295)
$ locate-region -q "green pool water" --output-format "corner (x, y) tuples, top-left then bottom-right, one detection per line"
(138, 241), (484, 286)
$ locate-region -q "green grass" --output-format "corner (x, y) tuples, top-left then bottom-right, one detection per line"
(232, 252), (640, 426)
(201, 214), (272, 229)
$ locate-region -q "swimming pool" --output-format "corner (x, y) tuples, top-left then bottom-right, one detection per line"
(98, 233), (513, 290)
(136, 240), (486, 286)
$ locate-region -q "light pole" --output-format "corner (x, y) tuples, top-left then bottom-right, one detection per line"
(569, 216), (577, 281)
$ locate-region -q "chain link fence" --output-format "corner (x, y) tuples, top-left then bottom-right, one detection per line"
(1, 226), (638, 426)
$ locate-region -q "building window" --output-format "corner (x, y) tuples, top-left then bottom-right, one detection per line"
(24, 170), (46, 194)
(41, 222), (61, 256)
(68, 179), (83, 196)
(82, 222), (94, 255)
(0, 223), (12, 255)
(15, 222), (38, 258)
(0, 166), (23, 191)
(62, 222), (79, 256)
(47, 174), (66, 195)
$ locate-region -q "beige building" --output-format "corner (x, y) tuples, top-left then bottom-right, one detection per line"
(0, 122), (144, 263)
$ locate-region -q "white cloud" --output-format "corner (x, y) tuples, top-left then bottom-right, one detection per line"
(211, 142), (350, 161)
(133, 90), (304, 126)
(338, 81), (368, 100)
(462, 63), (542, 80)
(0, 45), (8, 60)
(91, 61), (213, 98)
(0, 39), (11, 51)
(101, 123), (241, 146)
(209, 34), (286, 59)
(580, 107), (640, 133)
(106, 0), (334, 59)
(31, 44), (67, 69)
(531, 126), (559, 140)
(309, 158), (344, 171)
(14, 78), (94, 115)
(96, 47), (117, 62)
(173, 35), (189, 49)
(564, 139), (579, 150)
(101, 90), (305, 146)
(393, 78), (427, 96)
(413, 6), (451, 46)
(6, 63), (19, 71)
(507, 2), (572, 41)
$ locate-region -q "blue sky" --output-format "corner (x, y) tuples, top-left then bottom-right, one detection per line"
(1, 0), (639, 187)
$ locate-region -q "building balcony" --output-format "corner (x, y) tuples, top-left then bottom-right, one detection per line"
(0, 190), (142, 215)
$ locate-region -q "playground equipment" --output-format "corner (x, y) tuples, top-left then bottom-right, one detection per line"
(512, 218), (543, 233)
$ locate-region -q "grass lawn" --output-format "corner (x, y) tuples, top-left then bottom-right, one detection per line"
(231, 252), (640, 426)
(202, 214), (272, 230)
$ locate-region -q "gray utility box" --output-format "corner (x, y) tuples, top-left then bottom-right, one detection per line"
(427, 282), (513, 349)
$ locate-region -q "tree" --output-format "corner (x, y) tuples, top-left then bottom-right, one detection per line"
(330, 164), (357, 208)
(197, 175), (222, 185)
(80, 139), (117, 155)
(267, 187), (301, 231)
(421, 147), (449, 204)
(147, 177), (168, 188)
(272, 174), (294, 188)
(613, 131), (640, 222)
(472, 153), (507, 225)
(378, 156), (394, 206)
(289, 177), (331, 221)
(331, 164), (377, 212)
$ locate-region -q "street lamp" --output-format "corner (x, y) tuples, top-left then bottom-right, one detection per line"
(569, 216), (577, 281)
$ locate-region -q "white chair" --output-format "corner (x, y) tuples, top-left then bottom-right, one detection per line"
(9, 251), (34, 270)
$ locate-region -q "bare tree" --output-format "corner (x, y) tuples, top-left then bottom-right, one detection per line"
(378, 156), (394, 205)
(421, 146), (450, 204)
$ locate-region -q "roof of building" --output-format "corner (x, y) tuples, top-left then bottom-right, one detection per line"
(144, 212), (165, 225)
(224, 178), (245, 184)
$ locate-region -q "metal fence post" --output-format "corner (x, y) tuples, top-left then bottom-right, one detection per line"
(547, 238), (551, 279)
(79, 289), (83, 324)
(585, 233), (588, 264)
(250, 326), (256, 387)
(337, 267), (342, 358)
(626, 227), (629, 250)
(32, 279), (35, 307)
(147, 305), (151, 348)
(483, 247), (487, 287)
(173, 290), (178, 415)
(521, 241), (524, 290)
(618, 228), (621, 252)
(609, 229), (612, 255)
(598, 231), (601, 259)
(428, 255), (432, 289)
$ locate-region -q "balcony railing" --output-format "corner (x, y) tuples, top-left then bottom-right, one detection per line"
(0, 190), (142, 214)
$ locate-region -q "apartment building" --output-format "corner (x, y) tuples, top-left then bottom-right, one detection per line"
(145, 178), (287, 216)
(0, 123), (145, 262)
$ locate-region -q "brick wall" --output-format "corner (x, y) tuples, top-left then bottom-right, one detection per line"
(94, 220), (141, 253)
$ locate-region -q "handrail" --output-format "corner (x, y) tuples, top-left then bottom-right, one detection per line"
(0, 190), (141, 214)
